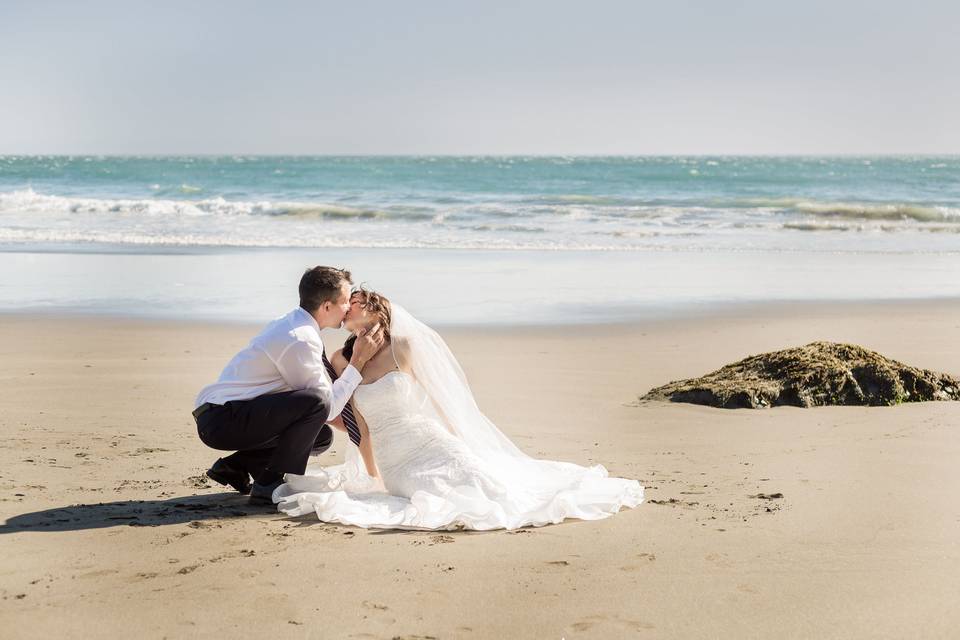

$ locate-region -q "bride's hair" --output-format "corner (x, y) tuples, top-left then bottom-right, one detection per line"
(342, 287), (392, 360)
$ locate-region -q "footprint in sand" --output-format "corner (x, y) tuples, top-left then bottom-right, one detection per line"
(705, 552), (732, 568)
(130, 447), (170, 456)
(208, 549), (256, 563)
(78, 568), (119, 579)
(570, 614), (654, 632)
(619, 554), (656, 572)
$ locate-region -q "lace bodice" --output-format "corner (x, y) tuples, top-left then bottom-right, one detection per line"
(351, 370), (501, 499)
(351, 371), (428, 434)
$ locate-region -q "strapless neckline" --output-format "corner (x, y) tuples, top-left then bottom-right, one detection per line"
(358, 369), (406, 388)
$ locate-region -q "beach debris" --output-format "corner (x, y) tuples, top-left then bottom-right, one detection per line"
(748, 493), (783, 500)
(640, 341), (960, 408)
(130, 447), (169, 456)
(648, 498), (700, 507)
(185, 474), (211, 489)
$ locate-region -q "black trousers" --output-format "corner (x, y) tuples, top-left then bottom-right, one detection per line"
(195, 388), (333, 477)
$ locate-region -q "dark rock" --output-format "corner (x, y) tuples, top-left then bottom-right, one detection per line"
(641, 341), (960, 409)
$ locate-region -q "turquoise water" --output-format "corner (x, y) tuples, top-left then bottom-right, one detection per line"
(1, 156), (958, 324)
(1, 156), (958, 252)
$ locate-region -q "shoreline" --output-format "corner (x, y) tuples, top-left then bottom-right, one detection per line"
(3, 246), (960, 326)
(3, 294), (960, 331)
(4, 241), (960, 255)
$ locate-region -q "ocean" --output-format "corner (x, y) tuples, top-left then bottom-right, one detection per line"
(2, 155), (959, 252)
(1, 156), (958, 324)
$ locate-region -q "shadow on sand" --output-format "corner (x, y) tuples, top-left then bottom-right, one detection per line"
(0, 493), (277, 533)
(1, 495), (514, 536)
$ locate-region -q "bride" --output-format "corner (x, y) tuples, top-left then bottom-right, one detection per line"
(272, 289), (644, 530)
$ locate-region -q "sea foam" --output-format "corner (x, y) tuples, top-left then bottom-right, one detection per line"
(1, 155), (959, 254)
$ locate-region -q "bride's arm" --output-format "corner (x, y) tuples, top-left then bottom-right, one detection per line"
(331, 349), (380, 477)
(352, 403), (380, 479)
(331, 349), (350, 377)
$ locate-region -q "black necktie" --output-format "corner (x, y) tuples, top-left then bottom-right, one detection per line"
(321, 351), (362, 447)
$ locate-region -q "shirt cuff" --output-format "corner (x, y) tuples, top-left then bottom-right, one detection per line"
(339, 364), (363, 388)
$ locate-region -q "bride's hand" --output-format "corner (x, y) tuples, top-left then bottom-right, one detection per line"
(350, 323), (385, 370)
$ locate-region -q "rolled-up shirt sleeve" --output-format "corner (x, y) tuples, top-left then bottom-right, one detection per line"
(275, 340), (362, 420)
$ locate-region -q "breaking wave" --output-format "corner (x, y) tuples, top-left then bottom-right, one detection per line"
(0, 188), (432, 221)
(735, 197), (959, 223)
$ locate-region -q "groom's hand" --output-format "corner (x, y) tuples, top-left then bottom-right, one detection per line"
(350, 323), (385, 370)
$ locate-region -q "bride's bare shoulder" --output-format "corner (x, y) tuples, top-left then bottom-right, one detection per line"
(390, 336), (412, 369)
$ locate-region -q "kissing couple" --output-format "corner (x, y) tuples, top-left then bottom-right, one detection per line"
(192, 266), (643, 530)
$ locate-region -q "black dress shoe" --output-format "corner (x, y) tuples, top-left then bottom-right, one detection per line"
(248, 479), (283, 505)
(206, 458), (251, 495)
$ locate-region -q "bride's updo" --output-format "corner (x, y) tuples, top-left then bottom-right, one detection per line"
(352, 287), (391, 338)
(342, 287), (392, 360)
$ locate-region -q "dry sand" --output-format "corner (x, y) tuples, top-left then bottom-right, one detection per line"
(1, 299), (959, 638)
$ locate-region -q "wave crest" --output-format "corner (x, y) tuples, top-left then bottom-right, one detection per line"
(794, 201), (957, 223)
(0, 188), (432, 221)
(735, 197), (959, 223)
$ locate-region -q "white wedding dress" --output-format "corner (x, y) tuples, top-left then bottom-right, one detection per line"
(272, 305), (643, 531)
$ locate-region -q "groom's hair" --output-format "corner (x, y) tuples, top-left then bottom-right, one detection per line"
(299, 266), (352, 313)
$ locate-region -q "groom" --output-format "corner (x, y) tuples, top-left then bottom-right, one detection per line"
(192, 266), (383, 504)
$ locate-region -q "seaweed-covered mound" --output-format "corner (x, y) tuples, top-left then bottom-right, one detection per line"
(641, 341), (960, 409)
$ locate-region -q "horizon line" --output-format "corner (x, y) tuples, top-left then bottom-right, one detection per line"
(2, 152), (959, 159)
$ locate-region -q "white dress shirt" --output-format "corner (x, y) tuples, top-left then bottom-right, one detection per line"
(194, 307), (361, 420)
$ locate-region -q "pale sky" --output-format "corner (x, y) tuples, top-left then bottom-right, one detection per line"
(1, 1), (957, 155)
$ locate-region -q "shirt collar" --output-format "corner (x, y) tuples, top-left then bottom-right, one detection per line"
(294, 306), (321, 333)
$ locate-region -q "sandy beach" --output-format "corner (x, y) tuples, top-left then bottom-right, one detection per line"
(1, 298), (959, 639)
